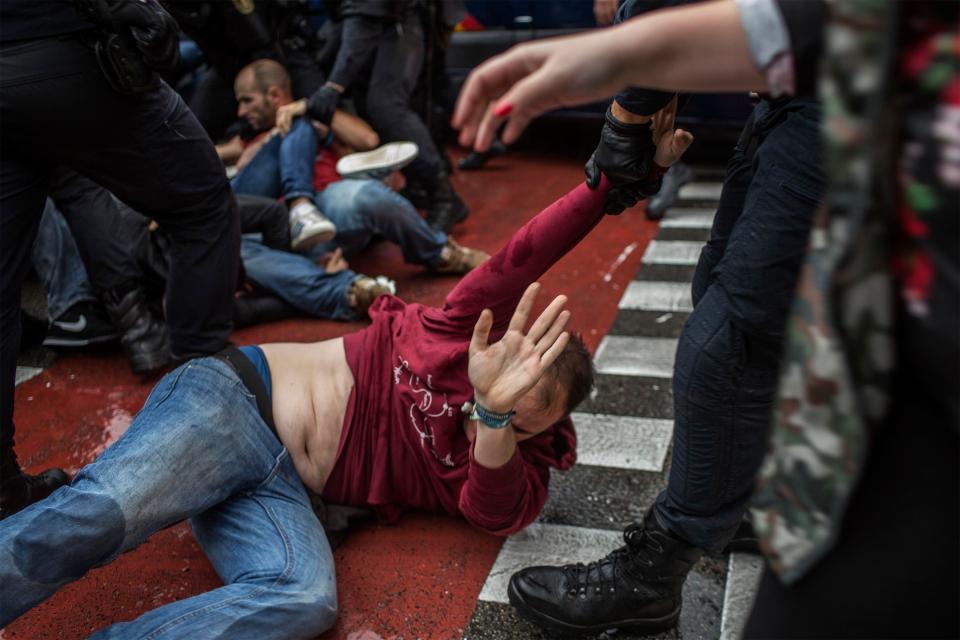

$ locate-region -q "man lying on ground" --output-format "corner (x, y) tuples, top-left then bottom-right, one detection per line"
(2, 110), (690, 638)
(226, 59), (487, 274)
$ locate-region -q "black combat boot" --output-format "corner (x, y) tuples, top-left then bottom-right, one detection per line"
(0, 445), (69, 520)
(424, 172), (469, 233)
(102, 287), (170, 375)
(399, 179), (430, 209)
(508, 509), (702, 636)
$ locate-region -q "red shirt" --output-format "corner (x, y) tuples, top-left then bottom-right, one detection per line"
(322, 181), (609, 535)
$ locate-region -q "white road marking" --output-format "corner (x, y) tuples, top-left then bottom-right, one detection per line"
(642, 240), (703, 266)
(679, 182), (723, 201)
(619, 281), (693, 312)
(661, 207), (716, 230)
(594, 335), (677, 378)
(15, 366), (42, 386)
(478, 523), (623, 604)
(572, 413), (673, 472)
(719, 552), (766, 640)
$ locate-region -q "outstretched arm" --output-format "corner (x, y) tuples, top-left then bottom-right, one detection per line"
(453, 0), (763, 151)
(436, 119), (692, 337)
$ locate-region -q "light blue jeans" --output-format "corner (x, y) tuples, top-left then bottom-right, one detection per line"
(31, 199), (97, 320)
(0, 358), (337, 639)
(310, 179), (447, 268)
(231, 117), (318, 204)
(241, 235), (360, 321)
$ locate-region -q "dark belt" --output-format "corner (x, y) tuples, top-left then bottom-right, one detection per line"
(213, 346), (277, 437)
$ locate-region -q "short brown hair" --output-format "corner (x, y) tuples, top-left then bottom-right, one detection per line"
(242, 59), (291, 96)
(545, 333), (594, 414)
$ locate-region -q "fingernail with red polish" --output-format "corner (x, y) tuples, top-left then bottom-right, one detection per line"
(494, 102), (513, 117)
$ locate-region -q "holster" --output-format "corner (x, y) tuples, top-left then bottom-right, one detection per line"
(75, 0), (163, 94)
(92, 30), (158, 94)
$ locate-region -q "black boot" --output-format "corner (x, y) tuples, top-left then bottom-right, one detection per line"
(508, 509), (701, 636)
(644, 161), (694, 221)
(400, 179), (430, 209)
(424, 173), (469, 233)
(0, 445), (70, 520)
(103, 287), (170, 375)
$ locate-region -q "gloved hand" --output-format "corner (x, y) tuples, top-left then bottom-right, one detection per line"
(110, 0), (181, 71)
(585, 106), (658, 215)
(305, 85), (341, 127)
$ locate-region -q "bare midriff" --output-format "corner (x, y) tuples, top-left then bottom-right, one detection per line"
(260, 339), (355, 494)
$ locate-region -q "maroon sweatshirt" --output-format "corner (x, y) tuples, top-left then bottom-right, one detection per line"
(322, 180), (609, 535)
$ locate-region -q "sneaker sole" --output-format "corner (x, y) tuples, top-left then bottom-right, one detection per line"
(290, 227), (337, 252)
(336, 142), (419, 178)
(507, 579), (680, 637)
(43, 333), (120, 347)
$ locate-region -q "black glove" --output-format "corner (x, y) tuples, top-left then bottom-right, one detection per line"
(305, 85), (341, 127)
(110, 0), (181, 72)
(585, 106), (658, 215)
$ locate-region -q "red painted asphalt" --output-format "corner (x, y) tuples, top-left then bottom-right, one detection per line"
(6, 148), (658, 639)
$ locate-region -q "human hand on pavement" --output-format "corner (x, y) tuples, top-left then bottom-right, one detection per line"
(276, 99), (306, 136)
(468, 283), (570, 415)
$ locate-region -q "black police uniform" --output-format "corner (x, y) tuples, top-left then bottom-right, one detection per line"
(0, 0), (240, 510)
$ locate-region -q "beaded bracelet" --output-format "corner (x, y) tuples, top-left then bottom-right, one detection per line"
(468, 401), (516, 429)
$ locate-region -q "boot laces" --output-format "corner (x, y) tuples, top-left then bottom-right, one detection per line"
(561, 524), (663, 596)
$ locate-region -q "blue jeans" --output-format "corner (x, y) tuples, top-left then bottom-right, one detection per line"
(231, 117), (318, 204)
(31, 199), (96, 320)
(0, 358), (337, 639)
(655, 98), (824, 553)
(241, 236), (360, 321)
(311, 179), (446, 267)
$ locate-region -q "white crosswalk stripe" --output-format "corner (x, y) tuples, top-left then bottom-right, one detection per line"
(719, 553), (765, 640)
(15, 366), (42, 386)
(571, 413), (673, 472)
(642, 240), (703, 266)
(619, 280), (693, 312)
(661, 207), (716, 230)
(479, 523), (623, 604)
(679, 182), (723, 201)
(594, 335), (677, 378)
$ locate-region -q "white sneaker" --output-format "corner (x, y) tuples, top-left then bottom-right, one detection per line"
(336, 141), (419, 179)
(289, 201), (336, 251)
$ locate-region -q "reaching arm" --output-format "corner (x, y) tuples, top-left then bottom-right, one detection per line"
(436, 118), (692, 335)
(454, 0), (764, 150)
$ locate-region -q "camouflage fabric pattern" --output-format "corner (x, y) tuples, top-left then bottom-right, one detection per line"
(749, 0), (898, 583)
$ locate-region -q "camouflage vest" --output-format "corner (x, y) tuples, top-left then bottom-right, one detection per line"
(749, 0), (898, 583)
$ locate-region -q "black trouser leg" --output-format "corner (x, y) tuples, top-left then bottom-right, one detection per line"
(236, 194), (290, 251)
(1, 36), (239, 358)
(0, 157), (48, 451)
(49, 168), (147, 296)
(362, 13), (444, 182)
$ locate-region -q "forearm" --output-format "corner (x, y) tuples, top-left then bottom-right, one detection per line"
(472, 420), (517, 469)
(440, 181), (608, 331)
(330, 109), (379, 151)
(215, 135), (244, 166)
(603, 0), (766, 94)
(327, 15), (383, 91)
(459, 442), (545, 536)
